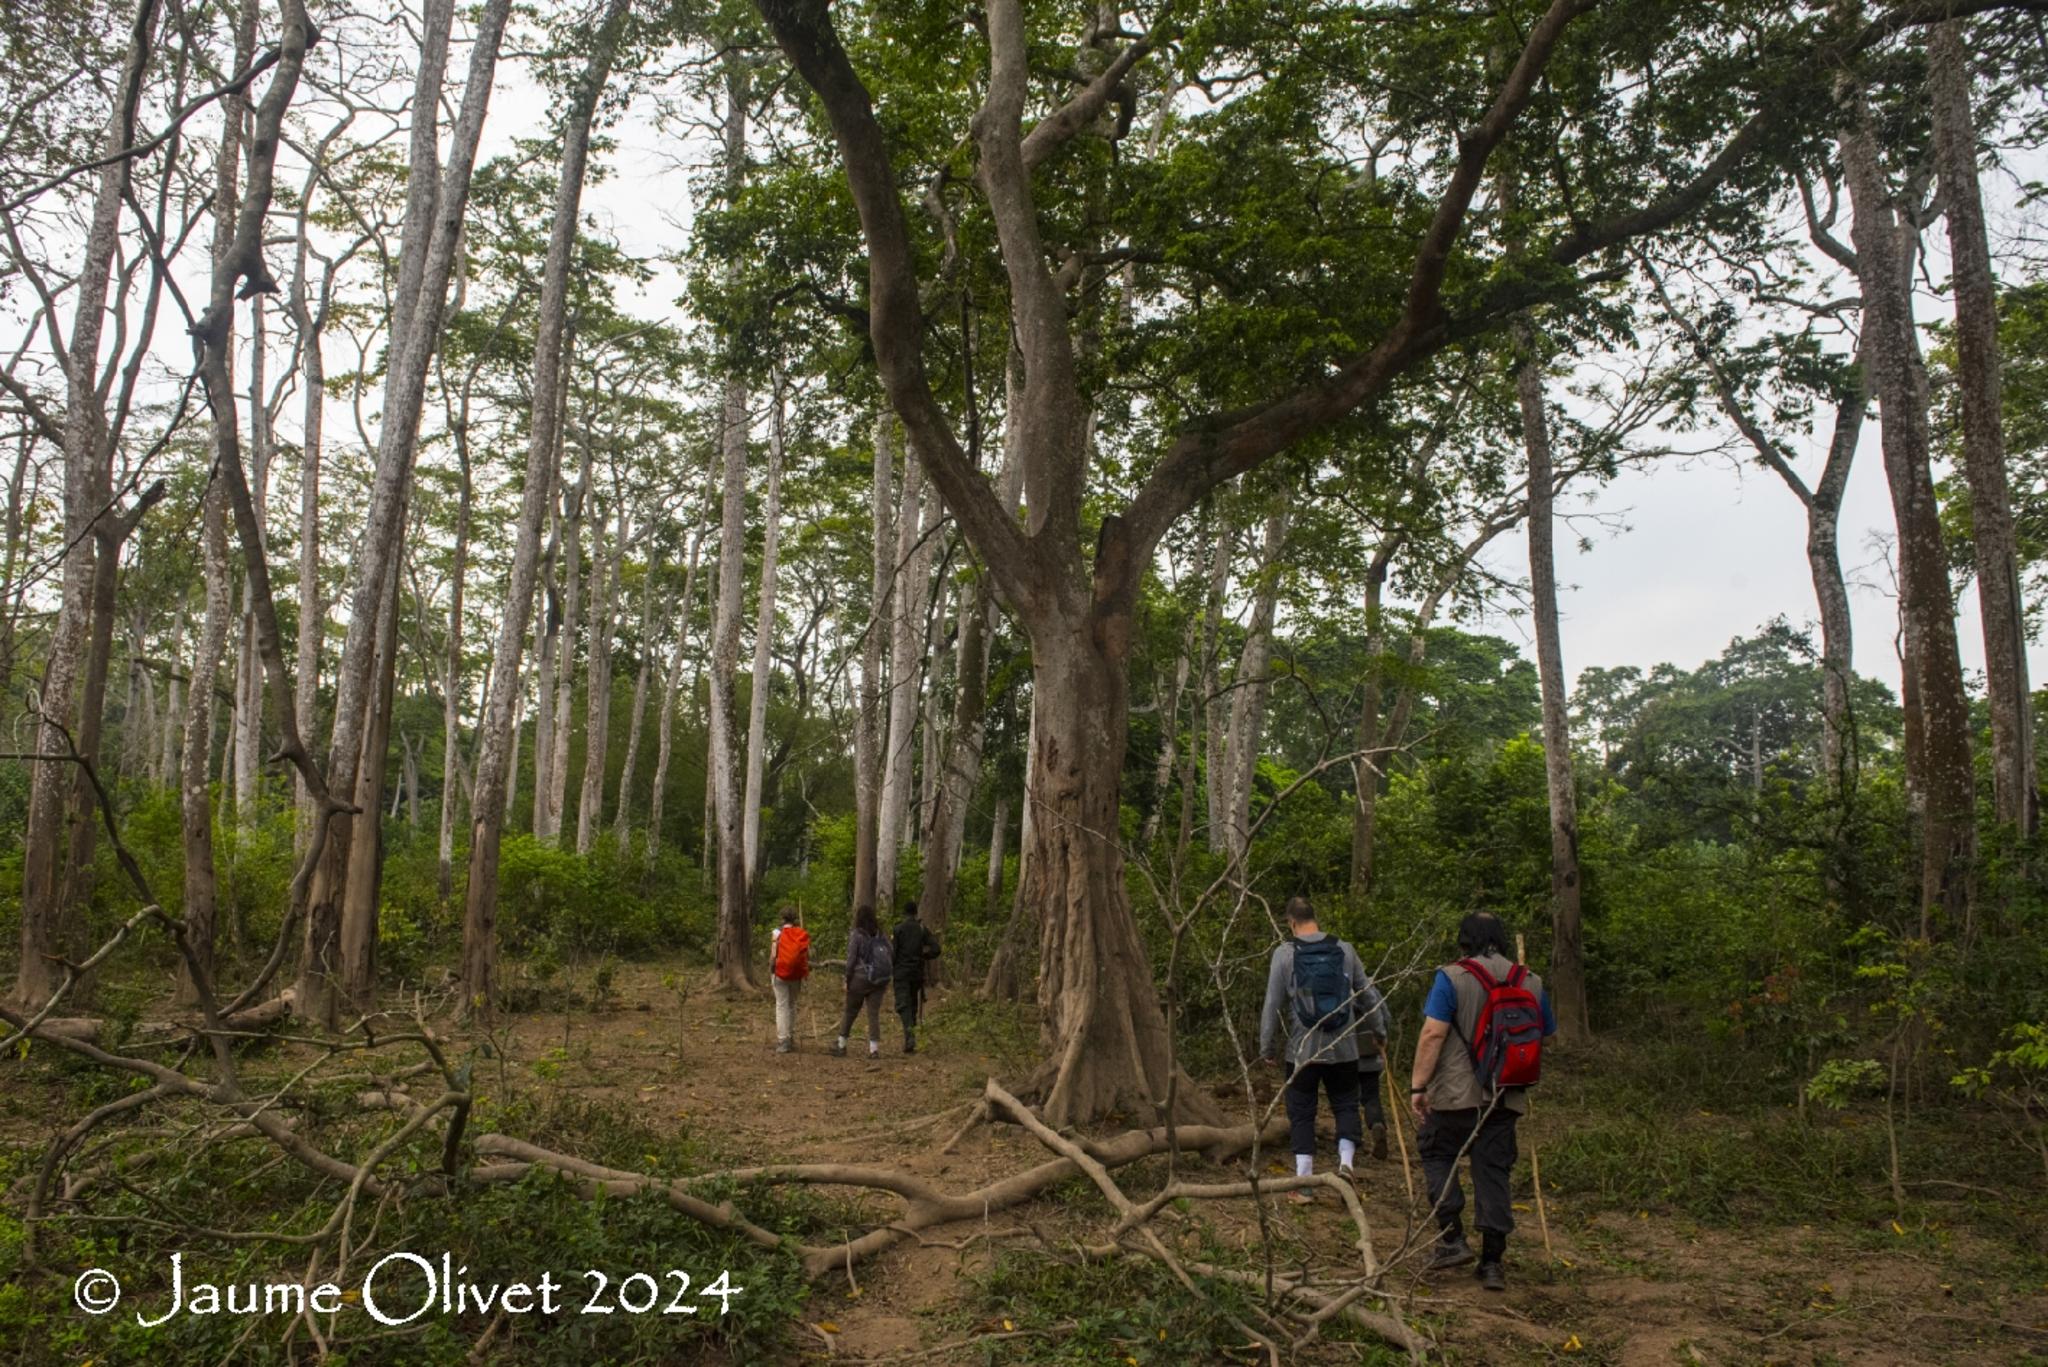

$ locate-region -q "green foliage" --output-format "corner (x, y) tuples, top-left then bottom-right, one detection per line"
(494, 834), (711, 959)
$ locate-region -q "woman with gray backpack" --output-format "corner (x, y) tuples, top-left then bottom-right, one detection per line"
(832, 905), (893, 1059)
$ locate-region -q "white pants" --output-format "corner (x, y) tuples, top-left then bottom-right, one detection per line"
(773, 976), (801, 1041)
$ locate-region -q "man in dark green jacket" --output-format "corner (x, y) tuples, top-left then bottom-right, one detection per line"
(891, 901), (942, 1054)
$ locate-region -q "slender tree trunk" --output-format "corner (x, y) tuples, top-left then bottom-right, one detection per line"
(1140, 647), (1188, 848)
(918, 575), (991, 947)
(1809, 381), (1864, 791)
(646, 533), (703, 863)
(741, 375), (787, 889)
(982, 698), (1036, 1003)
(1839, 87), (1978, 937)
(1221, 507), (1285, 868)
(1199, 512), (1234, 849)
(1348, 558), (1390, 902)
(877, 440), (928, 907)
(852, 416), (896, 913)
(1517, 332), (1591, 1043)
(232, 294), (270, 823)
(531, 513), (559, 833)
(1931, 20), (2037, 838)
(461, 0), (628, 1015)
(17, 0), (158, 1009)
(437, 433), (472, 897)
(986, 794), (1008, 908)
(707, 372), (752, 984)
(305, 0), (509, 1028)
(340, 556), (401, 1007)
(292, 198), (330, 859)
(544, 447), (588, 845)
(705, 53), (755, 987)
(614, 553), (658, 840)
(575, 505), (621, 854)
(59, 494), (158, 941)
(158, 610), (185, 788)
(176, 485), (232, 1005)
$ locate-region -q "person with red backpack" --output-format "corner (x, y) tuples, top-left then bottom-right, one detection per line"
(769, 906), (813, 1054)
(1408, 912), (1558, 1292)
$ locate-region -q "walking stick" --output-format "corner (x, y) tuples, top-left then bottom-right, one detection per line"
(1516, 934), (1556, 1262)
(1383, 1064), (1416, 1203)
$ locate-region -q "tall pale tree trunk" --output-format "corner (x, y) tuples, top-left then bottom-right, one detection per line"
(877, 450), (930, 906)
(544, 448), (589, 844)
(614, 553), (658, 840)
(232, 293), (270, 823)
(919, 575), (993, 949)
(16, 0), (158, 1009)
(304, 0), (509, 1028)
(852, 417), (896, 913)
(177, 486), (232, 1005)
(1839, 82), (1978, 936)
(1930, 20), (2037, 838)
(741, 374), (787, 890)
(1140, 646), (1188, 848)
(339, 555), (401, 1007)
(1199, 512), (1234, 848)
(575, 506), (622, 853)
(437, 431), (473, 897)
(158, 610), (185, 788)
(646, 532), (704, 863)
(461, 0), (630, 1016)
(290, 162), (334, 858)
(706, 55), (755, 987)
(1517, 331), (1591, 1043)
(1220, 507), (1285, 868)
(531, 508), (560, 832)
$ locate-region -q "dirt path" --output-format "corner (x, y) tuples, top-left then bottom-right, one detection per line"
(362, 961), (2048, 1363)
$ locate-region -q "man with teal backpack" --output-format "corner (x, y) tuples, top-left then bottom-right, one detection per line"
(1260, 895), (1385, 1200)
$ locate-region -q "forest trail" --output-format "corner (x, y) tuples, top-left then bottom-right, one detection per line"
(477, 961), (2048, 1365)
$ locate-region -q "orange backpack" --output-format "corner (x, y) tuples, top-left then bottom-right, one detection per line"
(773, 925), (812, 980)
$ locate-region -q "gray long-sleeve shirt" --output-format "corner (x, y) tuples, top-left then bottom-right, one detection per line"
(1258, 932), (1386, 1067)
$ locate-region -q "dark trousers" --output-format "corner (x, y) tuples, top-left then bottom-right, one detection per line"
(894, 975), (923, 1041)
(1419, 1106), (1520, 1245)
(837, 973), (886, 1043)
(1284, 1061), (1362, 1157)
(1359, 1068), (1388, 1129)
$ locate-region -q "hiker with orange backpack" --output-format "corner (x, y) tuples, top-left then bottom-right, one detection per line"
(1408, 912), (1557, 1292)
(769, 906), (812, 1054)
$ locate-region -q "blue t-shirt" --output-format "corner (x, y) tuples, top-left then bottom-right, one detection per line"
(1423, 968), (1558, 1035)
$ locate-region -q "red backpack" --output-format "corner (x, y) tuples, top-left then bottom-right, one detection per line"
(773, 925), (812, 980)
(1455, 958), (1544, 1094)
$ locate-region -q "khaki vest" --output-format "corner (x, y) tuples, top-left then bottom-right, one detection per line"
(1423, 954), (1543, 1115)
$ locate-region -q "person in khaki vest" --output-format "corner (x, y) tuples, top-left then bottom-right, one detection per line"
(1408, 912), (1557, 1292)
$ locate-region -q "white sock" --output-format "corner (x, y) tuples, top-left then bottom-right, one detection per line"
(1339, 1139), (1357, 1170)
(1295, 1154), (1313, 1178)
(868, 1041), (880, 1056)
(836, 1036), (846, 1049)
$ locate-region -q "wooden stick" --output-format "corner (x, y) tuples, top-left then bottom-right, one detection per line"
(1516, 933), (1556, 1262)
(1383, 1064), (1415, 1203)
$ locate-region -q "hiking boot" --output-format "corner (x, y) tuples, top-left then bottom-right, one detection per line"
(1338, 1165), (1358, 1191)
(775, 1039), (794, 1055)
(1286, 1188), (1317, 1206)
(1475, 1260), (1506, 1292)
(830, 1040), (846, 1058)
(903, 1039), (917, 1055)
(1371, 1124), (1388, 1162)
(1426, 1236), (1476, 1272)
